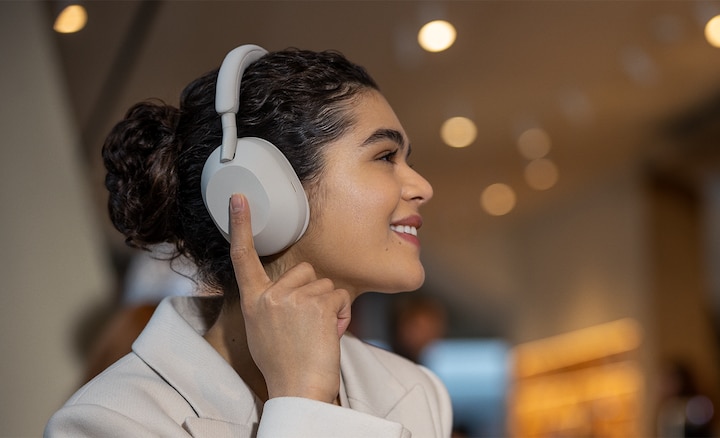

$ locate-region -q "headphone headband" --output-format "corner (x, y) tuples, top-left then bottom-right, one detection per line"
(201, 44), (310, 256)
(215, 45), (268, 162)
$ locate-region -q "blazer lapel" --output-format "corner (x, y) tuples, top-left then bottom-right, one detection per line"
(134, 299), (440, 436)
(340, 335), (440, 437)
(133, 297), (261, 430)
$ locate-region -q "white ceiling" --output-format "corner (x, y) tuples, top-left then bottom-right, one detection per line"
(50, 0), (720, 335)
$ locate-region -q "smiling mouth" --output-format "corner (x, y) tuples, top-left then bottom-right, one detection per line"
(390, 224), (418, 236)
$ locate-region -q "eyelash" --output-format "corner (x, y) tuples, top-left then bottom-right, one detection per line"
(377, 148), (415, 168)
(379, 149), (399, 163)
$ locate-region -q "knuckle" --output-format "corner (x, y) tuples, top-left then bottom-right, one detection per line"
(317, 277), (335, 291)
(260, 287), (290, 310)
(230, 244), (252, 261)
(296, 261), (315, 274)
(288, 262), (318, 282)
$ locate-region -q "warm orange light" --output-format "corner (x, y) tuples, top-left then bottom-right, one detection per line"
(418, 20), (457, 52)
(517, 127), (551, 160)
(510, 319), (644, 438)
(524, 158), (559, 190)
(513, 318), (642, 378)
(705, 15), (720, 48)
(480, 183), (516, 216)
(54, 4), (88, 34)
(440, 116), (477, 148)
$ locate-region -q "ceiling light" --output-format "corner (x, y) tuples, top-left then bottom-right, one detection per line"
(517, 127), (551, 160)
(524, 158), (559, 190)
(418, 20), (457, 53)
(440, 116), (476, 148)
(705, 15), (720, 47)
(54, 4), (87, 34)
(480, 183), (516, 216)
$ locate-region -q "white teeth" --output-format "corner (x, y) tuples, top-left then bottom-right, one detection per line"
(390, 224), (417, 236)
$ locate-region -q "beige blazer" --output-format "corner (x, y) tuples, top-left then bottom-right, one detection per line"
(45, 296), (453, 437)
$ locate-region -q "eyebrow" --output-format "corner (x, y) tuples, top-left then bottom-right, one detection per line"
(361, 128), (407, 149)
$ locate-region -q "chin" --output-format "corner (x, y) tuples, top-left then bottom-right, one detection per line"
(382, 268), (426, 294)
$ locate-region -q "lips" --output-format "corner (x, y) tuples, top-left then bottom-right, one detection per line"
(390, 224), (418, 236)
(390, 215), (423, 243)
(390, 214), (422, 229)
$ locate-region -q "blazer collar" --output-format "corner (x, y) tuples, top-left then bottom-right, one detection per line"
(132, 297), (261, 427)
(340, 334), (440, 435)
(340, 334), (407, 416)
(133, 297), (438, 435)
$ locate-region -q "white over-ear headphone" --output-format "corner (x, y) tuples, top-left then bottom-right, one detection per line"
(201, 44), (310, 256)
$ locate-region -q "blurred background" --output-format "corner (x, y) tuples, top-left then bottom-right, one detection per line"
(4, 0), (720, 436)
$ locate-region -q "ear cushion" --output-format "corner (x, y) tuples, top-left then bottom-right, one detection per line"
(201, 137), (310, 256)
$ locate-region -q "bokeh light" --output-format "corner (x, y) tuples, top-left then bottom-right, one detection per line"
(705, 14), (720, 48)
(524, 158), (559, 190)
(418, 20), (457, 52)
(481, 183), (516, 216)
(441, 116), (477, 148)
(517, 127), (551, 160)
(54, 4), (88, 34)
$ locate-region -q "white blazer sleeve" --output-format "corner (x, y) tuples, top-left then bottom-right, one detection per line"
(258, 397), (412, 438)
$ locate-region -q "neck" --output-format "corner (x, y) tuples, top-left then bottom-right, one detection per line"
(203, 302), (269, 402)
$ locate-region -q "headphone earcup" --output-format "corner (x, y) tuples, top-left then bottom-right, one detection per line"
(201, 137), (310, 256)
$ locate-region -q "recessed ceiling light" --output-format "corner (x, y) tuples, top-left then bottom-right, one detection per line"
(524, 158), (559, 191)
(418, 20), (457, 53)
(481, 183), (516, 216)
(517, 127), (551, 160)
(54, 4), (87, 34)
(705, 15), (720, 47)
(441, 116), (477, 148)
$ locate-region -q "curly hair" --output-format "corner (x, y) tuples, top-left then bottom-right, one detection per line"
(102, 48), (378, 299)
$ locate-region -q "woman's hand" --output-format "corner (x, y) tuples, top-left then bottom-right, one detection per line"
(229, 194), (352, 403)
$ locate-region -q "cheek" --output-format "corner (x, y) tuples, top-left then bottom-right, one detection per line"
(336, 179), (394, 235)
(308, 178), (393, 253)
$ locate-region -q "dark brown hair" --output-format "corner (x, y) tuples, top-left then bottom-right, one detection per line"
(102, 48), (378, 297)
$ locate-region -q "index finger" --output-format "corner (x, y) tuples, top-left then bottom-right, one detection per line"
(229, 193), (271, 296)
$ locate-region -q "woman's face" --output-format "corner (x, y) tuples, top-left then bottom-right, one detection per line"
(287, 90), (433, 298)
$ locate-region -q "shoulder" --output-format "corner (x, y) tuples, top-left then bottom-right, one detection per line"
(46, 353), (193, 436)
(66, 352), (186, 407)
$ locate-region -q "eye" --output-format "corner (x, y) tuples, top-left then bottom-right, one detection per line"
(378, 149), (399, 163)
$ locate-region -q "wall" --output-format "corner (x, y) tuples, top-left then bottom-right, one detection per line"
(0, 2), (112, 436)
(510, 168), (649, 343)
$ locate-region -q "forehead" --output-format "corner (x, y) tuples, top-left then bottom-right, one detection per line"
(347, 90), (407, 144)
(305, 91), (407, 203)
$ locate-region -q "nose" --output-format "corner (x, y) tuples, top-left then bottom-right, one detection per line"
(401, 164), (433, 205)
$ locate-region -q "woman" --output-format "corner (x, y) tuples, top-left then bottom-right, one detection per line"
(46, 45), (452, 437)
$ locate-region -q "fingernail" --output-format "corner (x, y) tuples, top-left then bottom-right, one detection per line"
(230, 194), (244, 213)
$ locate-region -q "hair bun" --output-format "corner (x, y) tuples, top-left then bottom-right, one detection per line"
(102, 100), (181, 249)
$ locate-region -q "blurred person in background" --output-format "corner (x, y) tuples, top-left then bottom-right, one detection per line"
(390, 294), (448, 364)
(656, 359), (716, 437)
